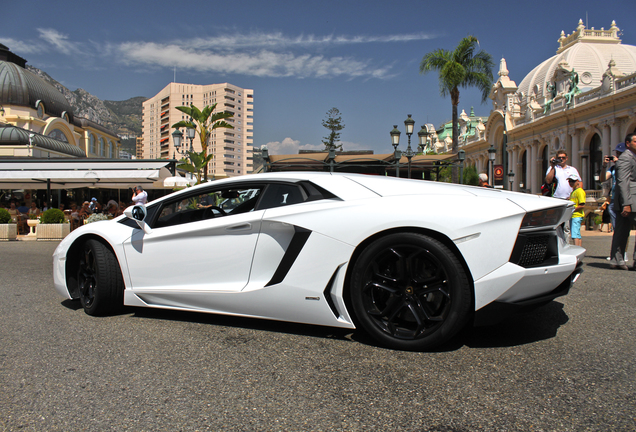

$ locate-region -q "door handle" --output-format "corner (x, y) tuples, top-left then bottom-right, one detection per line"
(227, 223), (251, 231)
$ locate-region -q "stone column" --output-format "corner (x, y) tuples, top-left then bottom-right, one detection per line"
(601, 121), (611, 157)
(531, 142), (539, 194)
(512, 145), (519, 192)
(610, 119), (620, 151)
(570, 128), (580, 170)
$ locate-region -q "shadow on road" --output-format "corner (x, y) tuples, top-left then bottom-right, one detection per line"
(65, 298), (569, 352)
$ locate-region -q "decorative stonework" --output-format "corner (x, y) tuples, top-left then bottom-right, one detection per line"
(36, 223), (70, 241)
(0, 224), (17, 241)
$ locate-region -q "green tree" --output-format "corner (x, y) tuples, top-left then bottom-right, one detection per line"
(321, 107), (345, 151)
(177, 150), (215, 185)
(172, 103), (234, 182)
(420, 36), (494, 183)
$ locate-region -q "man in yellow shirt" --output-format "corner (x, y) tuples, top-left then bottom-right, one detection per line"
(568, 173), (585, 246)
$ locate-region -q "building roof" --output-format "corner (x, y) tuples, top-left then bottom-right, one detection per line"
(0, 124), (86, 157)
(518, 20), (636, 101)
(0, 60), (75, 120)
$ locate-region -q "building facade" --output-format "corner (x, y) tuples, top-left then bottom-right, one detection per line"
(0, 45), (121, 159)
(142, 82), (254, 178)
(459, 20), (636, 192)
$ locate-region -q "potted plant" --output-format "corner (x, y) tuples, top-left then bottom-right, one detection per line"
(37, 208), (70, 241)
(0, 208), (17, 241)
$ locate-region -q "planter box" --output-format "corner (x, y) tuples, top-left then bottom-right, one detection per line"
(0, 224), (17, 241)
(36, 223), (71, 241)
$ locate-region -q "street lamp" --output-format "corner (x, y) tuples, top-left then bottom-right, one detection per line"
(171, 118), (196, 159)
(417, 125), (430, 153)
(390, 125), (401, 177)
(403, 115), (415, 178)
(508, 171), (515, 191)
(488, 144), (496, 187)
(457, 149), (466, 184)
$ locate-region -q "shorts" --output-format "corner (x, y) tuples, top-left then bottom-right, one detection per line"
(570, 217), (583, 239)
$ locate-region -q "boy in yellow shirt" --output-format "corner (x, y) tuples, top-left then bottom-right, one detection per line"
(568, 173), (586, 246)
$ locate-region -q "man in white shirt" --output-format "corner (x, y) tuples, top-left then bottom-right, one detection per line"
(132, 186), (148, 205)
(545, 150), (581, 199)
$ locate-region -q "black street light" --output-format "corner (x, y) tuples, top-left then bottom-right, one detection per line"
(417, 125), (430, 154)
(390, 125), (401, 177)
(458, 149), (466, 184)
(488, 144), (496, 187)
(403, 115), (415, 178)
(171, 118), (196, 159)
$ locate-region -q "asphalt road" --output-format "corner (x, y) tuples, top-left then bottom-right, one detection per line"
(1, 234), (635, 431)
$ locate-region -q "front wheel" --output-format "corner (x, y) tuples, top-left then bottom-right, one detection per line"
(349, 233), (472, 351)
(78, 239), (124, 315)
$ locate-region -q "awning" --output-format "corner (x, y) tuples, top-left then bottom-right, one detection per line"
(0, 158), (177, 189)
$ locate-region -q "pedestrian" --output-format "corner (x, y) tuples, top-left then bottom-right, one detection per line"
(132, 185), (148, 205)
(600, 142), (626, 229)
(478, 173), (493, 188)
(88, 197), (97, 212)
(598, 198), (612, 233)
(609, 133), (636, 270)
(568, 173), (585, 247)
(545, 150), (581, 199)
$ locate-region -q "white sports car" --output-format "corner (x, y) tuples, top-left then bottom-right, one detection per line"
(53, 172), (585, 350)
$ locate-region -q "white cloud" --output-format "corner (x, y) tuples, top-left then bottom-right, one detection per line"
(0, 38), (43, 54)
(265, 138), (322, 155)
(37, 28), (87, 56)
(117, 42), (392, 79)
(3, 28), (432, 80)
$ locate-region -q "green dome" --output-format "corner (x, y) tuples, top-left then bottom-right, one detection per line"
(0, 60), (74, 120)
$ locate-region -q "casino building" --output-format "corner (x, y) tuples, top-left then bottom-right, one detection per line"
(0, 44), (121, 159)
(461, 20), (636, 192)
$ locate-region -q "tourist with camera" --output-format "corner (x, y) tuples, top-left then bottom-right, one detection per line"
(600, 142), (626, 230)
(545, 150), (580, 199)
(609, 134), (636, 270)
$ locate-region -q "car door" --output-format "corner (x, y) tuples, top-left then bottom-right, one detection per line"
(122, 185), (264, 293)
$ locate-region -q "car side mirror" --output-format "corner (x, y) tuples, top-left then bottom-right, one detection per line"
(123, 204), (152, 234)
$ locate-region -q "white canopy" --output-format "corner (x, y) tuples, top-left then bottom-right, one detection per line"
(0, 159), (177, 190)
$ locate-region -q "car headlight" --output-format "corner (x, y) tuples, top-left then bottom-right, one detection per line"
(520, 207), (566, 230)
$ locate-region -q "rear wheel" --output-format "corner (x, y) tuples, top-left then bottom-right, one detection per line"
(350, 233), (471, 351)
(78, 239), (124, 315)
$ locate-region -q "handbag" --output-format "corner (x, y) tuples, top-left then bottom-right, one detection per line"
(541, 178), (557, 197)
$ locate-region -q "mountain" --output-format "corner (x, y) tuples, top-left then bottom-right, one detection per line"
(26, 65), (146, 154)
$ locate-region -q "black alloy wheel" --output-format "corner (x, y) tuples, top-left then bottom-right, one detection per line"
(350, 233), (471, 351)
(78, 239), (124, 315)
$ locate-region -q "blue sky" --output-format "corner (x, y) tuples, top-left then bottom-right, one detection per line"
(2, 0), (634, 154)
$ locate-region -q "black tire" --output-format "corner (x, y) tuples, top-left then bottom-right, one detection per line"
(350, 233), (472, 351)
(78, 239), (124, 316)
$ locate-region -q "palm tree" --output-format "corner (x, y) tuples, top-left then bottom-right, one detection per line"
(172, 103), (234, 181)
(420, 35), (494, 183)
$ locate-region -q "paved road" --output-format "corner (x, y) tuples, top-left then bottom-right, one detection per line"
(1, 235), (635, 431)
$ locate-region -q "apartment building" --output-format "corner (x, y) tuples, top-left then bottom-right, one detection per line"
(142, 82), (254, 177)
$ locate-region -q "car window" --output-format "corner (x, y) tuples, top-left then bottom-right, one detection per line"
(154, 186), (263, 229)
(256, 183), (306, 210)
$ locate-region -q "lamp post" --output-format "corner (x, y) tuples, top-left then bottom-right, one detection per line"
(403, 115), (415, 178)
(488, 144), (496, 187)
(417, 125), (430, 154)
(171, 120), (196, 159)
(458, 149), (466, 184)
(508, 171), (515, 191)
(390, 125), (401, 177)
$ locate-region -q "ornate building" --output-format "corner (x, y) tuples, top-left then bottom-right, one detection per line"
(461, 20), (636, 192)
(0, 44), (121, 159)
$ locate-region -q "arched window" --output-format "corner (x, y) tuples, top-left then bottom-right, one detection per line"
(108, 141), (113, 158)
(89, 134), (96, 154)
(99, 137), (105, 157)
(520, 150), (528, 191)
(47, 129), (69, 143)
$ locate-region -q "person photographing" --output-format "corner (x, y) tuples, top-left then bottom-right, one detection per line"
(545, 150), (580, 199)
(131, 185), (148, 205)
